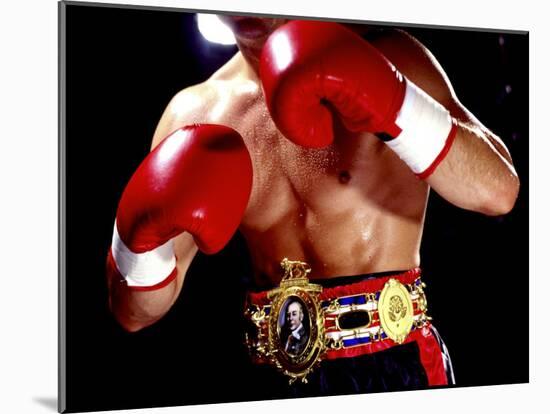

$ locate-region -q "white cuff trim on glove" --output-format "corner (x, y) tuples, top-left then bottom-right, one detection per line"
(386, 80), (454, 178)
(111, 221), (176, 288)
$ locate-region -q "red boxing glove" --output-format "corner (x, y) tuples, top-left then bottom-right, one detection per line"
(107, 124), (253, 290)
(260, 21), (457, 179)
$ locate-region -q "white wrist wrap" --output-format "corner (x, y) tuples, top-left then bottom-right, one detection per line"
(111, 222), (176, 288)
(386, 80), (454, 176)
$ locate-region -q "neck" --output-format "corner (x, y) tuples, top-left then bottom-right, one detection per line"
(235, 37), (269, 80)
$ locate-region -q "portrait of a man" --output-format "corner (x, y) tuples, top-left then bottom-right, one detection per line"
(280, 299), (310, 356)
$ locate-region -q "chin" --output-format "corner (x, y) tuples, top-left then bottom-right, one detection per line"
(228, 17), (288, 41)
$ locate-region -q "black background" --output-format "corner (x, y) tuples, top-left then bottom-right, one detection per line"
(62, 2), (529, 412)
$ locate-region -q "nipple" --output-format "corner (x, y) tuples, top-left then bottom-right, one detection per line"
(338, 170), (351, 184)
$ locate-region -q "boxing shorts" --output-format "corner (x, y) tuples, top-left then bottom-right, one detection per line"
(243, 260), (455, 398)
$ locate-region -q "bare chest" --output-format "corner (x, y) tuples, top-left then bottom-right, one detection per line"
(231, 105), (419, 224)
(201, 84), (428, 279)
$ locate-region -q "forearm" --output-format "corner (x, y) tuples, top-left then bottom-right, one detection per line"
(425, 121), (519, 216)
(108, 233), (198, 332)
(108, 273), (181, 332)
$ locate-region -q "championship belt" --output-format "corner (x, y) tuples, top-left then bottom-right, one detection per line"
(245, 260), (430, 384)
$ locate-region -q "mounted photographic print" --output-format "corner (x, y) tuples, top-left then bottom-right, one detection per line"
(59, 1), (529, 412)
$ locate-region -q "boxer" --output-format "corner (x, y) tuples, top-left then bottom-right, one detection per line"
(106, 17), (519, 396)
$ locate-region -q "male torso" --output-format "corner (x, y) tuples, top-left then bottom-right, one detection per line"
(153, 28), (431, 288)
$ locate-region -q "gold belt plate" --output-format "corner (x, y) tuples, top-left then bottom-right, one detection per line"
(378, 278), (414, 344)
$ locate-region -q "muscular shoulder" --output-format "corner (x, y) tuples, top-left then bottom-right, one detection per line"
(150, 82), (218, 149)
(151, 53), (258, 150)
(369, 28), (457, 107)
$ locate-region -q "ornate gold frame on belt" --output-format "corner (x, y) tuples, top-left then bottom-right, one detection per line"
(244, 259), (431, 384)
